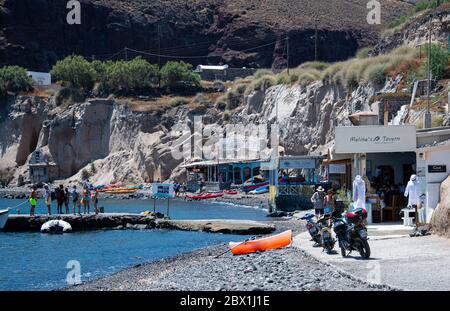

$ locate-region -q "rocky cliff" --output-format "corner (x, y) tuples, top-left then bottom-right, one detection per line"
(0, 74), (395, 186)
(0, 0), (413, 71)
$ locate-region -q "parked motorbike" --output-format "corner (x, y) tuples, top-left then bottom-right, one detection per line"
(317, 211), (335, 254)
(333, 208), (371, 259)
(300, 213), (322, 246)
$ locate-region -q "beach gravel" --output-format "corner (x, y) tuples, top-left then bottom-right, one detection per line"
(68, 220), (387, 291)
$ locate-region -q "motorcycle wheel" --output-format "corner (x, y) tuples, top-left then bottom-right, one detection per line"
(359, 239), (371, 259)
(340, 247), (346, 257)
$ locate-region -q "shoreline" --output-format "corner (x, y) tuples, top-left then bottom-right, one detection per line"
(66, 218), (390, 291)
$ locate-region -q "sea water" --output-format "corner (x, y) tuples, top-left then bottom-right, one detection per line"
(0, 198), (267, 291)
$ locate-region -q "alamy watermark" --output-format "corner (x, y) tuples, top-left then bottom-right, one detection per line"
(66, 0), (81, 25)
(367, 0), (381, 25)
(66, 260), (81, 285)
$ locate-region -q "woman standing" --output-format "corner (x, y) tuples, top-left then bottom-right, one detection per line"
(64, 187), (70, 214)
(43, 185), (52, 216)
(310, 186), (325, 217)
(324, 189), (336, 215)
(71, 185), (80, 215)
(82, 186), (91, 215)
(28, 186), (38, 217)
(92, 190), (99, 215)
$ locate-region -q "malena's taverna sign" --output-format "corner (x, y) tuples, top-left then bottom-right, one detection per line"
(335, 125), (416, 154)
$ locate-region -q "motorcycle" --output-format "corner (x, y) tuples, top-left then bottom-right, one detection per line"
(300, 213), (322, 246)
(317, 210), (335, 254)
(333, 208), (371, 259)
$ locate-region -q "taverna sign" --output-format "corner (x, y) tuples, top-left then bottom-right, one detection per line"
(334, 125), (416, 153)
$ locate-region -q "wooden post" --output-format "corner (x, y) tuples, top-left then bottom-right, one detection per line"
(153, 198), (156, 213)
(166, 198), (170, 218)
(384, 101), (389, 126)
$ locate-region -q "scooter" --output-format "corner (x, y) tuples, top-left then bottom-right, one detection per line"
(317, 211), (335, 254)
(300, 213), (322, 246)
(333, 208), (371, 259)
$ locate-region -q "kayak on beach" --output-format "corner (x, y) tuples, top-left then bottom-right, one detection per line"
(187, 192), (224, 200)
(224, 190), (238, 195)
(228, 230), (292, 255)
(249, 185), (269, 194)
(242, 181), (269, 193)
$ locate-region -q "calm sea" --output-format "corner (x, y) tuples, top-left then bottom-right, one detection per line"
(0, 198), (267, 291)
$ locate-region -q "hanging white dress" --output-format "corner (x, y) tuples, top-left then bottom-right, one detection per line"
(352, 175), (366, 209)
(404, 175), (421, 206)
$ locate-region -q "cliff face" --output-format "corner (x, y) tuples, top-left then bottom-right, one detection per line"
(372, 8), (450, 55)
(0, 75), (396, 186)
(0, 0), (412, 71)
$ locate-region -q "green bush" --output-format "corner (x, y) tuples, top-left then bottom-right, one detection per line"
(103, 57), (159, 93)
(422, 43), (449, 80)
(55, 87), (86, 107)
(215, 95), (227, 111)
(253, 69), (273, 79)
(356, 47), (372, 59)
(51, 55), (96, 89)
(276, 74), (290, 85)
(364, 63), (388, 85)
(0, 66), (33, 98)
(170, 96), (190, 106)
(415, 0), (450, 12)
(245, 75), (276, 94)
(160, 61), (200, 89)
(298, 61), (329, 71)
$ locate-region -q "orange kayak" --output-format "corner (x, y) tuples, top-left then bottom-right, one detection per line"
(228, 230), (292, 255)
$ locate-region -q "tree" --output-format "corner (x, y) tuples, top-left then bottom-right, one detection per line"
(160, 61), (200, 89)
(428, 43), (449, 80)
(51, 55), (96, 89)
(0, 66), (33, 98)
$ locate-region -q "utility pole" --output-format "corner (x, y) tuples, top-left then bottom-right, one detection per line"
(314, 23), (318, 61)
(424, 14), (432, 129)
(158, 22), (162, 88)
(286, 36), (290, 76)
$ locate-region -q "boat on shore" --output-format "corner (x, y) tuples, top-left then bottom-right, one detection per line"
(187, 192), (224, 200)
(242, 181), (269, 193)
(228, 230), (292, 255)
(0, 209), (10, 230)
(249, 184), (269, 194)
(102, 188), (138, 195)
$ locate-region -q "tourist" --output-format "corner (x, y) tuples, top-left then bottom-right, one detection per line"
(311, 186), (325, 217)
(324, 189), (335, 215)
(174, 183), (180, 197)
(64, 187), (70, 214)
(28, 186), (37, 217)
(43, 185), (52, 216)
(92, 189), (99, 215)
(55, 184), (65, 214)
(82, 186), (91, 215)
(71, 185), (80, 215)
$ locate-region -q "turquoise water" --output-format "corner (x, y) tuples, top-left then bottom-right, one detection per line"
(0, 198), (267, 291)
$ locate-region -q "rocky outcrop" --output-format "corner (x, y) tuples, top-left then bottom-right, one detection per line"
(372, 8), (450, 55)
(0, 0), (413, 70)
(430, 174), (450, 238)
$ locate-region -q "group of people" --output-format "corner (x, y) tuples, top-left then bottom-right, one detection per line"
(28, 183), (99, 217)
(310, 186), (336, 217)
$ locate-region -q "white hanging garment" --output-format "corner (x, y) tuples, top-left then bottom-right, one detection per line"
(352, 175), (366, 209)
(405, 174), (421, 206)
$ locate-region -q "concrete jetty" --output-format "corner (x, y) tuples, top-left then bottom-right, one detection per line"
(2, 213), (275, 235)
(156, 219), (276, 235)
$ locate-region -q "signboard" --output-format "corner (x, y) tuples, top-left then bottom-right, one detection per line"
(428, 165), (447, 173)
(335, 125), (416, 154)
(280, 158), (315, 169)
(329, 164), (346, 174)
(151, 183), (175, 199)
(27, 71), (51, 86)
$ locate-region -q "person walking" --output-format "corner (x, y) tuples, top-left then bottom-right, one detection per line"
(71, 185), (80, 215)
(311, 186), (326, 217)
(324, 189), (336, 215)
(92, 189), (99, 215)
(55, 184), (64, 214)
(82, 186), (91, 215)
(43, 185), (52, 216)
(29, 186), (38, 217)
(64, 187), (70, 214)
